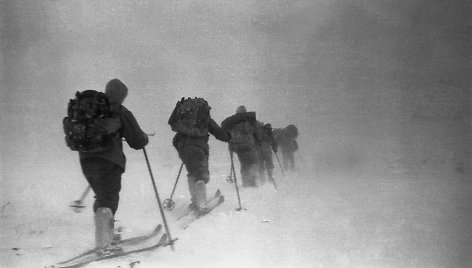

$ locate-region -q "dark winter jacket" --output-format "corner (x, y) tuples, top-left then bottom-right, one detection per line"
(79, 79), (148, 171)
(221, 112), (263, 147)
(173, 117), (230, 154)
(260, 122), (278, 153)
(273, 127), (298, 153)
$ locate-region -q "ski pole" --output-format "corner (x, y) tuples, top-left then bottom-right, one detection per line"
(230, 150), (244, 211)
(143, 147), (175, 250)
(163, 162), (184, 210)
(268, 170), (278, 191)
(226, 161), (234, 183)
(274, 151), (286, 177)
(70, 185), (92, 213)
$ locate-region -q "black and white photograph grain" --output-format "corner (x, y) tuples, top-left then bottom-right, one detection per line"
(1, 1), (471, 267)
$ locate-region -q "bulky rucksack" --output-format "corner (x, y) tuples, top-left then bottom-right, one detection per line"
(63, 90), (120, 152)
(168, 97), (210, 137)
(286, 124), (298, 139)
(229, 121), (255, 144)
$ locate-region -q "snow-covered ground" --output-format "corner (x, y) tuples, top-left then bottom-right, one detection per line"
(2, 113), (472, 268)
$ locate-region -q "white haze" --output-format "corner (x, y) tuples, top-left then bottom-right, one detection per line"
(1, 1), (471, 267)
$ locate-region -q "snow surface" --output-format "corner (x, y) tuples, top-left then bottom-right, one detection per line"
(2, 120), (472, 267)
(2, 1), (472, 267)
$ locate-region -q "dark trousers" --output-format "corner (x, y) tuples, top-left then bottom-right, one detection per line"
(80, 158), (123, 215)
(258, 144), (274, 180)
(232, 144), (259, 187)
(177, 144), (210, 183)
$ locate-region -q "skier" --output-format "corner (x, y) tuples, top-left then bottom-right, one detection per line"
(170, 98), (230, 216)
(274, 124), (298, 172)
(74, 79), (149, 255)
(222, 105), (263, 187)
(257, 122), (278, 184)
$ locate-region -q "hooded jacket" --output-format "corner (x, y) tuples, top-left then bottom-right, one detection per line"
(79, 79), (148, 171)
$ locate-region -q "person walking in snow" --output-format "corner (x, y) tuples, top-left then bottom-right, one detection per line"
(68, 79), (149, 255)
(257, 122), (278, 184)
(222, 105), (263, 187)
(273, 124), (298, 172)
(170, 97), (230, 215)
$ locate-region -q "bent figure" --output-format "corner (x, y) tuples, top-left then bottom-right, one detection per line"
(222, 105), (263, 187)
(171, 98), (229, 215)
(257, 122), (277, 184)
(274, 124), (298, 173)
(78, 79), (149, 254)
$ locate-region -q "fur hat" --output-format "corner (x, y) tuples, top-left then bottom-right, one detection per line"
(105, 79), (128, 104)
(236, 105), (247, 114)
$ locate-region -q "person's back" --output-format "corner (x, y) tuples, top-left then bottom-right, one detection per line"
(222, 105), (262, 187)
(257, 122), (277, 183)
(172, 116), (229, 156)
(79, 79), (148, 169)
(260, 123), (276, 149)
(171, 97), (229, 215)
(275, 124), (298, 172)
(77, 79), (148, 254)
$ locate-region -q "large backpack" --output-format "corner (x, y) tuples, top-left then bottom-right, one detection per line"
(63, 90), (120, 153)
(168, 97), (210, 137)
(229, 120), (255, 144)
(286, 124), (298, 139)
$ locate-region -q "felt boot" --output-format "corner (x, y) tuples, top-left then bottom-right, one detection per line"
(194, 180), (209, 216)
(94, 207), (122, 256)
(187, 176), (197, 210)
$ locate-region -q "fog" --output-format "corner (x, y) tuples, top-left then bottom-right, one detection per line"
(1, 0), (471, 266)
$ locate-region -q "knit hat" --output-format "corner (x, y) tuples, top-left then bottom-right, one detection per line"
(105, 79), (128, 104)
(236, 105), (247, 114)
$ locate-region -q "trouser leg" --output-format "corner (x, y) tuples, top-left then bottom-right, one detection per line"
(178, 145), (210, 209)
(80, 158), (123, 215)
